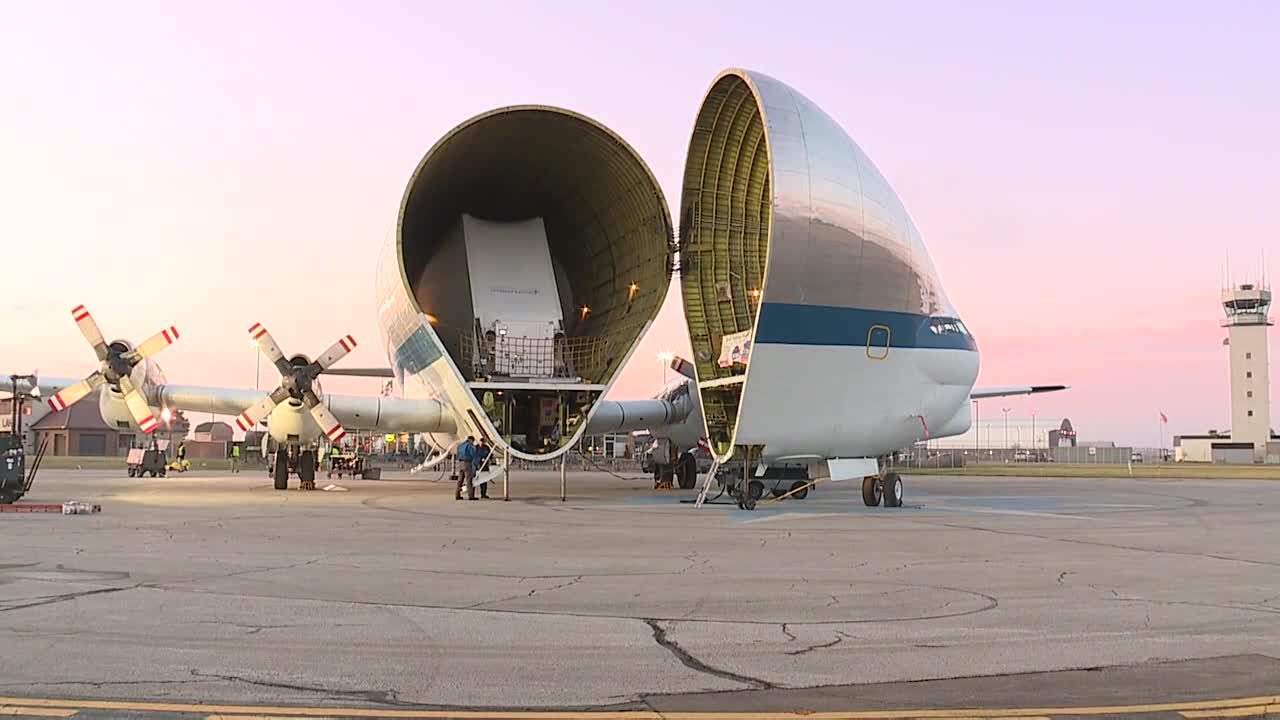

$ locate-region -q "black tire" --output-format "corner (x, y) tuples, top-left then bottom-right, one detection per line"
(882, 471), (903, 508)
(862, 476), (882, 507)
(299, 450), (316, 485)
(676, 452), (697, 489)
(273, 451), (289, 490)
(770, 488), (788, 499)
(748, 480), (765, 502)
(127, 468), (136, 478)
(789, 481), (809, 500)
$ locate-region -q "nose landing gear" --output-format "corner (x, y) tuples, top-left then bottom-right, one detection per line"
(270, 444), (320, 490)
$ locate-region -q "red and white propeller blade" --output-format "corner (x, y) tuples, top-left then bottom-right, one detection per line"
(71, 305), (109, 361)
(47, 372), (105, 413)
(126, 326), (180, 362)
(234, 387), (291, 432)
(248, 323), (292, 373)
(306, 396), (346, 444)
(312, 334), (357, 372)
(117, 375), (159, 434)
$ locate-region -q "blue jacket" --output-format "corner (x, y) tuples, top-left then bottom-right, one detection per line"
(457, 440), (475, 463)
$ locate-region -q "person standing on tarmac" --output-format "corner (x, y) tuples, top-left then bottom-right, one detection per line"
(473, 438), (491, 499)
(230, 444), (241, 473)
(455, 436), (476, 501)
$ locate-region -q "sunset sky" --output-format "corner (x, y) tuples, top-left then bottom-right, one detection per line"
(2, 1), (1276, 446)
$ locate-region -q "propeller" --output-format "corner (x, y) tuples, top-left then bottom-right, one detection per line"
(47, 305), (179, 434)
(236, 323), (355, 444)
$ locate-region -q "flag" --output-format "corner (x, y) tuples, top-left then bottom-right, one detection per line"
(1160, 412), (1168, 424)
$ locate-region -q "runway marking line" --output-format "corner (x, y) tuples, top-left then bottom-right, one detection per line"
(1181, 706), (1279, 718)
(0, 708), (78, 718)
(2, 695), (1280, 719)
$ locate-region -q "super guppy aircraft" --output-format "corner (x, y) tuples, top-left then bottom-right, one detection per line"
(12, 68), (1064, 504)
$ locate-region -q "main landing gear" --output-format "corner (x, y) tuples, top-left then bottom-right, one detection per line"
(862, 471), (903, 508)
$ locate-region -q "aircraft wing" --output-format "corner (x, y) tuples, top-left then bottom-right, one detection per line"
(150, 384), (453, 433)
(970, 384), (1068, 400)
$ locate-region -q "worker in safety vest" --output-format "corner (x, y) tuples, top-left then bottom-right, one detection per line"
(230, 444), (241, 473)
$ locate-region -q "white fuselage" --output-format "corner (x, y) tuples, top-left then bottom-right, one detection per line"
(734, 344), (979, 462)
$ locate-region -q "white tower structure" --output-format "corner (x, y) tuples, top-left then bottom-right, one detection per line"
(1221, 281), (1272, 461)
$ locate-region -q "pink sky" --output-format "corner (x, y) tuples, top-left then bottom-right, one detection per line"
(2, 1), (1276, 446)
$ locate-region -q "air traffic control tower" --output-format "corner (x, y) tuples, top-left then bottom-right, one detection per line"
(1221, 282), (1273, 461)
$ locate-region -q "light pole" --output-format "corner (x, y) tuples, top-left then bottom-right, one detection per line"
(972, 400), (979, 456)
(161, 407), (173, 457)
(1031, 411), (1037, 451)
(657, 350), (674, 385)
(249, 338), (261, 391)
(1002, 407), (1011, 458)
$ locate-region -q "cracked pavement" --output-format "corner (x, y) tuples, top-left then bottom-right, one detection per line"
(2, 469), (1279, 710)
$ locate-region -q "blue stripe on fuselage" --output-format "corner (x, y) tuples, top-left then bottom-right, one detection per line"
(754, 302), (978, 351)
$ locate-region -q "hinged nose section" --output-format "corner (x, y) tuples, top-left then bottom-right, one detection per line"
(679, 69), (962, 458)
(395, 106), (675, 457)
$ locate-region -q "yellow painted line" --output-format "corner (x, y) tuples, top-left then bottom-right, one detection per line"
(0, 708), (78, 718)
(1182, 706), (1279, 718)
(207, 716), (345, 720)
(1, 695), (1279, 719)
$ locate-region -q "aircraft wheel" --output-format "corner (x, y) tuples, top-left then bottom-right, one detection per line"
(298, 450), (316, 489)
(862, 476), (882, 507)
(789, 481), (809, 500)
(882, 471), (903, 508)
(676, 452), (697, 489)
(273, 451), (289, 490)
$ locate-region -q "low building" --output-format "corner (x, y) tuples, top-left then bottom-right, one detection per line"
(193, 421), (234, 443)
(0, 395), (54, 451)
(30, 394), (131, 456)
(1176, 433), (1280, 464)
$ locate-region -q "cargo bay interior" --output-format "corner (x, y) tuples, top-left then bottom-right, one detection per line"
(679, 74), (771, 454)
(399, 107), (674, 454)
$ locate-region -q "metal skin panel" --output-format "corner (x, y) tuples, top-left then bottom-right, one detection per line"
(680, 69), (979, 461)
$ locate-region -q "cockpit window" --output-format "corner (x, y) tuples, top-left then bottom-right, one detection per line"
(929, 317), (971, 336)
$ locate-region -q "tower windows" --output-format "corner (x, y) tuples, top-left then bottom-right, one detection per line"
(1248, 410), (1254, 417)
(1248, 391), (1253, 398)
(1247, 371), (1253, 378)
(1246, 352), (1252, 359)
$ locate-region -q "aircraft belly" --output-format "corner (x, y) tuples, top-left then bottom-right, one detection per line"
(736, 343), (976, 459)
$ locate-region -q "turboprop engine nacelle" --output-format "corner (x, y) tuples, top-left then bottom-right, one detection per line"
(97, 347), (165, 430)
(378, 105), (675, 460)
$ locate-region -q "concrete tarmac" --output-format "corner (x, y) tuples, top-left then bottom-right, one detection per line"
(1, 467), (1278, 715)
